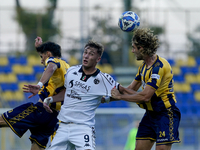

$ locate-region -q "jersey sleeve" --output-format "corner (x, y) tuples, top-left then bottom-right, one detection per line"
(63, 65), (79, 88)
(45, 57), (61, 68)
(101, 73), (119, 97)
(147, 66), (163, 90)
(135, 65), (142, 82)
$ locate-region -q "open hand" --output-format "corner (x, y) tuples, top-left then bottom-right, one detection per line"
(35, 36), (43, 47)
(23, 84), (40, 98)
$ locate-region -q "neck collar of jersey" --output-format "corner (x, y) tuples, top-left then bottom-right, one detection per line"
(79, 66), (100, 77)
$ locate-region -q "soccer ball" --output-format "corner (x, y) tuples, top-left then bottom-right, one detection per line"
(118, 11), (140, 32)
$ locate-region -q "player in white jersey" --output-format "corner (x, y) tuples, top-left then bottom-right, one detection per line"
(43, 40), (119, 150)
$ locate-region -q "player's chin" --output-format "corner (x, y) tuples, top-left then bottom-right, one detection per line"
(82, 61), (89, 66)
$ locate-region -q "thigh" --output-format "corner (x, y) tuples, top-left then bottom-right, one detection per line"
(156, 144), (172, 150)
(136, 113), (157, 141)
(70, 124), (95, 150)
(31, 141), (45, 150)
(29, 102), (59, 149)
(48, 123), (71, 150)
(135, 139), (155, 150)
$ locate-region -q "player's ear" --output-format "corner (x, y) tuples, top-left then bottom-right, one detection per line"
(47, 51), (52, 57)
(96, 57), (101, 63)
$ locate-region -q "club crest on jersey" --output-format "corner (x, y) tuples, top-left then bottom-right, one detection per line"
(94, 78), (100, 84)
(82, 75), (87, 81)
(155, 62), (160, 67)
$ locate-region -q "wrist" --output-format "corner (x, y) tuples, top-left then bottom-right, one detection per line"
(44, 96), (53, 105)
(48, 97), (54, 103)
(37, 82), (43, 89)
(118, 95), (122, 100)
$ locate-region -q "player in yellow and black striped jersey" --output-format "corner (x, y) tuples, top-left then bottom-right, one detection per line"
(111, 28), (181, 150)
(135, 55), (176, 112)
(0, 37), (70, 150)
(38, 56), (69, 111)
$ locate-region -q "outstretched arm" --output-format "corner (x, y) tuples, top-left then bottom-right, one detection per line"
(105, 81), (141, 103)
(119, 80), (142, 95)
(23, 62), (57, 98)
(111, 85), (155, 103)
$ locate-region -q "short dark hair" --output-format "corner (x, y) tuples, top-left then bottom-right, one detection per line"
(36, 41), (61, 57)
(84, 40), (104, 57)
(132, 28), (159, 57)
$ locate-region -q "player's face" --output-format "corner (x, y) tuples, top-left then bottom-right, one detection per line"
(82, 46), (101, 69)
(38, 52), (49, 66)
(132, 43), (144, 60)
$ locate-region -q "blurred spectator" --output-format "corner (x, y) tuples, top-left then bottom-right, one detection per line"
(124, 121), (139, 150)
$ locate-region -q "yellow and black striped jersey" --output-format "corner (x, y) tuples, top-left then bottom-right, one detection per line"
(38, 57), (70, 111)
(135, 55), (177, 112)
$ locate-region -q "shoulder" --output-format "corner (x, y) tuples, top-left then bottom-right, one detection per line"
(98, 72), (116, 84)
(157, 56), (171, 67)
(67, 65), (81, 72)
(46, 57), (56, 63)
(152, 56), (172, 74)
(138, 62), (145, 70)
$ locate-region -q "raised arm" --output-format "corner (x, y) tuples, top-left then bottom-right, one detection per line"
(23, 62), (57, 98)
(38, 62), (57, 86)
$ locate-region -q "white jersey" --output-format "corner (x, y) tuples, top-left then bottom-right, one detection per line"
(58, 65), (119, 127)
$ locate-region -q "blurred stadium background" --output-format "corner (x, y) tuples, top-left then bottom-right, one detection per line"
(1, 0), (200, 149)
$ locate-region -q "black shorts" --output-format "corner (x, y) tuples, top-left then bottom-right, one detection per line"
(136, 105), (181, 145)
(2, 102), (59, 148)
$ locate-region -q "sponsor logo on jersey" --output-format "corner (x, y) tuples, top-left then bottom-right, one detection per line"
(157, 138), (168, 142)
(67, 90), (81, 100)
(69, 80), (91, 93)
(69, 80), (74, 88)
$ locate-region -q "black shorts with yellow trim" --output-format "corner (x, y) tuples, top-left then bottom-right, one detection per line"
(2, 102), (59, 148)
(136, 105), (181, 145)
